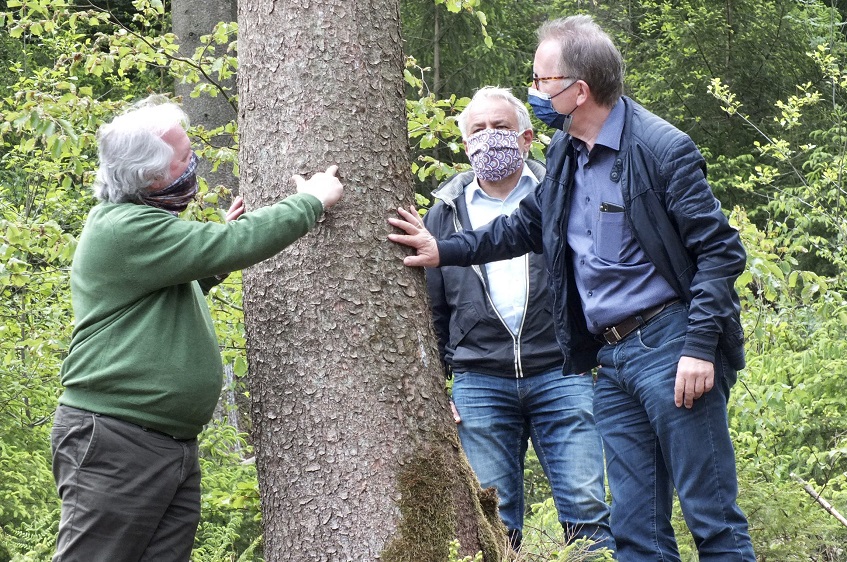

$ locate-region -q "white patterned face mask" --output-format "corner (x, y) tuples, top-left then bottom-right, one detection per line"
(465, 129), (524, 182)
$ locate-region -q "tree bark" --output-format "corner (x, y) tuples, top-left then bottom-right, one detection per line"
(172, 0), (238, 193)
(237, 1), (505, 561)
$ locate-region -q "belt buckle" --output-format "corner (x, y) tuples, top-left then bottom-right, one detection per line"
(603, 326), (622, 345)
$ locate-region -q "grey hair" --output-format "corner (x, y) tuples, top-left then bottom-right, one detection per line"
(457, 86), (533, 140)
(537, 15), (624, 108)
(92, 95), (190, 203)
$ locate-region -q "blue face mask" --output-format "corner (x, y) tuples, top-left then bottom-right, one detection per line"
(528, 85), (577, 132)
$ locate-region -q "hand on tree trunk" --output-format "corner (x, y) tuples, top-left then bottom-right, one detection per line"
(225, 196), (245, 221)
(293, 164), (344, 209)
(388, 204), (441, 267)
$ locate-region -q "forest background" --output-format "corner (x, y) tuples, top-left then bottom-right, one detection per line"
(1, 0), (846, 560)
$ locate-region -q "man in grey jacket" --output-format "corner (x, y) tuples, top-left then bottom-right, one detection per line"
(423, 86), (612, 552)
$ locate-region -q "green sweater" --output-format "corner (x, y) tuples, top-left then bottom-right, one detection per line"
(59, 193), (324, 438)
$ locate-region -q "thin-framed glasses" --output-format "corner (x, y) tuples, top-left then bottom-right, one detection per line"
(532, 74), (569, 90)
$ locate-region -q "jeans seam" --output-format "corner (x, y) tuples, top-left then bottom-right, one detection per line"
(651, 437), (662, 560)
(704, 387), (745, 558)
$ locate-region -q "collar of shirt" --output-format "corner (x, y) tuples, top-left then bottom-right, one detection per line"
(571, 98), (625, 159)
(465, 162), (538, 210)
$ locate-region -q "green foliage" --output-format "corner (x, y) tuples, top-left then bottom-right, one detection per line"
(194, 421), (262, 561)
(446, 539), (484, 562)
(401, 0), (538, 98)
(709, 38), (847, 277)
(710, 43), (847, 555)
(433, 0), (492, 49)
(405, 58), (471, 188)
(518, 499), (615, 561)
(0, 508), (59, 562)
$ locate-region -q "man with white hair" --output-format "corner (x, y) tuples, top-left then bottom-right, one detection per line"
(423, 86), (613, 552)
(51, 95), (343, 561)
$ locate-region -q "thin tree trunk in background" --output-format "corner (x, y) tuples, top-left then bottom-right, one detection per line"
(172, 0), (249, 435)
(237, 0), (504, 560)
(173, 0), (238, 193)
(431, 4), (442, 193)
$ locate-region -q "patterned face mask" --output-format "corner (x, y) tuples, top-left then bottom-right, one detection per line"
(466, 129), (525, 182)
(141, 152), (199, 215)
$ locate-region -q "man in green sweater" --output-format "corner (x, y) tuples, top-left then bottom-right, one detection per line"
(51, 96), (343, 562)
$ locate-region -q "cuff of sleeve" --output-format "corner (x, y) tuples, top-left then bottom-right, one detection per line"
(294, 192), (325, 215)
(682, 331), (720, 364)
(437, 238), (469, 267)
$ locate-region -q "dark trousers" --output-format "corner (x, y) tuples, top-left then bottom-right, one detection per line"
(51, 405), (201, 562)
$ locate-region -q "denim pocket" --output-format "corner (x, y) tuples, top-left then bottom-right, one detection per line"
(637, 329), (685, 352)
(634, 307), (687, 352)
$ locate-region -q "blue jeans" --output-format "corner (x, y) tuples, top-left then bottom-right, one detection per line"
(594, 302), (755, 561)
(452, 369), (614, 551)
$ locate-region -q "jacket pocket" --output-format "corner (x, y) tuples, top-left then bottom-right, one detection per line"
(448, 304), (481, 349)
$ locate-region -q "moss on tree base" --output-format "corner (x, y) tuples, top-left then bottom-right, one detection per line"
(381, 430), (506, 561)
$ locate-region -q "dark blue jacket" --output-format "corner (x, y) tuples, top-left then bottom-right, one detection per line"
(438, 97), (746, 375)
(424, 160), (565, 378)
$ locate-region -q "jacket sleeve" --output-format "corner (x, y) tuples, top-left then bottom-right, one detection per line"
(661, 135), (746, 363)
(437, 188), (544, 267)
(423, 210), (454, 377)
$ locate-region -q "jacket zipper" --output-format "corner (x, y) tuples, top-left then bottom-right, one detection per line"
(452, 211), (528, 379)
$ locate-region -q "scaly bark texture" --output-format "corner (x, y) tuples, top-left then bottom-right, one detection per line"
(237, 1), (505, 560)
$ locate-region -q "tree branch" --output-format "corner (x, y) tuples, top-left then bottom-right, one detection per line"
(791, 472), (847, 529)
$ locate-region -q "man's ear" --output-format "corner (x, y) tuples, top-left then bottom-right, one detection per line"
(520, 129), (534, 157)
(575, 80), (591, 105)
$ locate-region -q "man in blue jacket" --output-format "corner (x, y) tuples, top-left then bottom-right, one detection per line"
(390, 15), (755, 562)
(424, 86), (612, 552)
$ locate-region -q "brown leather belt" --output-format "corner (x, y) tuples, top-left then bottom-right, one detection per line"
(601, 299), (679, 345)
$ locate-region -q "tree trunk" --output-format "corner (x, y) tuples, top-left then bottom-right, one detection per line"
(237, 1), (505, 561)
(172, 0), (238, 193)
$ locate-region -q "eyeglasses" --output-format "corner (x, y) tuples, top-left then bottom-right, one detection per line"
(532, 74), (570, 90)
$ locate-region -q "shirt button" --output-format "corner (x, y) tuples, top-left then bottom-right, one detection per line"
(588, 291), (593, 297)
(587, 229), (592, 235)
(585, 197), (590, 204)
(580, 259), (585, 265)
